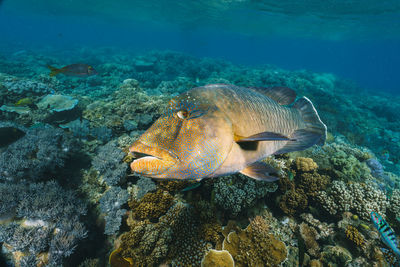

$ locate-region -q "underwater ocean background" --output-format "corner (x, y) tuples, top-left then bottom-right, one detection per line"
(0, 0), (400, 266)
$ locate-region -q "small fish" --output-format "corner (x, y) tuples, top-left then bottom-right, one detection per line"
(371, 211), (400, 258)
(14, 97), (33, 107)
(129, 84), (326, 181)
(181, 182), (202, 192)
(47, 63), (97, 77)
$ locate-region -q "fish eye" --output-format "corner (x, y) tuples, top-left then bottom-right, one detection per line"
(177, 110), (188, 119)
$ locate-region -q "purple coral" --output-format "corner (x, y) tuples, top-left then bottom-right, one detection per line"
(0, 180), (87, 266)
(0, 126), (77, 182)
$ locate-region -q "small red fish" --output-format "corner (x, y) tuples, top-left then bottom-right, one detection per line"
(47, 63), (98, 77)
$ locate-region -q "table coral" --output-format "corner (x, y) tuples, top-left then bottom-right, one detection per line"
(222, 216), (287, 267)
(37, 94), (78, 113)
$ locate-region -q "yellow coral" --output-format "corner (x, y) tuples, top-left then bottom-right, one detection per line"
(201, 249), (234, 267)
(129, 190), (174, 221)
(345, 225), (365, 248)
(222, 218), (287, 267)
(295, 157), (318, 172)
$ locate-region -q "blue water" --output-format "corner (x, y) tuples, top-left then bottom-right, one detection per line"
(1, 0), (399, 94)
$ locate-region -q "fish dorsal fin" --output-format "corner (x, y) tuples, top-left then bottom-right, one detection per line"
(236, 131), (295, 142)
(250, 86), (297, 105)
(240, 161), (279, 181)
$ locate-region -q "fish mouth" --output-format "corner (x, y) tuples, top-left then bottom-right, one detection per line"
(129, 141), (178, 176)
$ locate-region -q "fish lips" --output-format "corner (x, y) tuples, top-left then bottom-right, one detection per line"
(129, 141), (178, 176)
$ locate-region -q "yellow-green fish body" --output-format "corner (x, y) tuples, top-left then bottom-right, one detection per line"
(47, 63), (97, 77)
(14, 97), (33, 106)
(129, 84), (326, 181)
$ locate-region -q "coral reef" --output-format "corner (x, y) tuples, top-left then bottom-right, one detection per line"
(212, 174), (278, 216)
(201, 249), (234, 267)
(222, 216), (287, 267)
(99, 186), (129, 235)
(135, 177), (157, 200)
(0, 180), (87, 266)
(345, 225), (366, 248)
(92, 141), (127, 186)
(37, 94), (79, 112)
(278, 157), (330, 215)
(1, 48), (399, 266)
(0, 126), (77, 182)
(129, 190), (175, 221)
(316, 180), (389, 220)
(299, 222), (320, 257)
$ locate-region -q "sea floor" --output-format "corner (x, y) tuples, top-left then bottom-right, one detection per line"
(0, 47), (399, 266)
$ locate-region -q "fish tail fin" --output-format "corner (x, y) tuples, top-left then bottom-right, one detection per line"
(274, 97), (327, 154)
(46, 65), (61, 77)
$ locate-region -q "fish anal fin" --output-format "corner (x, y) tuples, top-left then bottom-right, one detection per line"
(240, 161), (279, 182)
(237, 131), (295, 142)
(250, 86), (296, 105)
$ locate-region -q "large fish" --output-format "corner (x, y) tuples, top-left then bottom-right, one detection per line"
(129, 84), (326, 181)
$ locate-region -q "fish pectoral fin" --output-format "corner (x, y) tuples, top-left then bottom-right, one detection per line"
(236, 131), (295, 142)
(240, 161), (279, 182)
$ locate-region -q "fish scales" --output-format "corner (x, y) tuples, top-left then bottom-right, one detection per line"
(129, 84), (326, 181)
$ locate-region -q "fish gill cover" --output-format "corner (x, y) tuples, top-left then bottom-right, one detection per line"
(0, 0), (400, 266)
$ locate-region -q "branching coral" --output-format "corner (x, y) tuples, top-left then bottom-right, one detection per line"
(99, 186), (129, 235)
(118, 201), (210, 266)
(279, 188), (308, 215)
(299, 222), (320, 257)
(278, 157), (329, 215)
(222, 216), (287, 267)
(212, 173), (277, 216)
(296, 157), (318, 172)
(316, 180), (389, 219)
(92, 141), (127, 186)
(129, 190), (174, 221)
(0, 180), (87, 266)
(301, 137), (374, 182)
(0, 126), (77, 182)
(345, 225), (366, 248)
